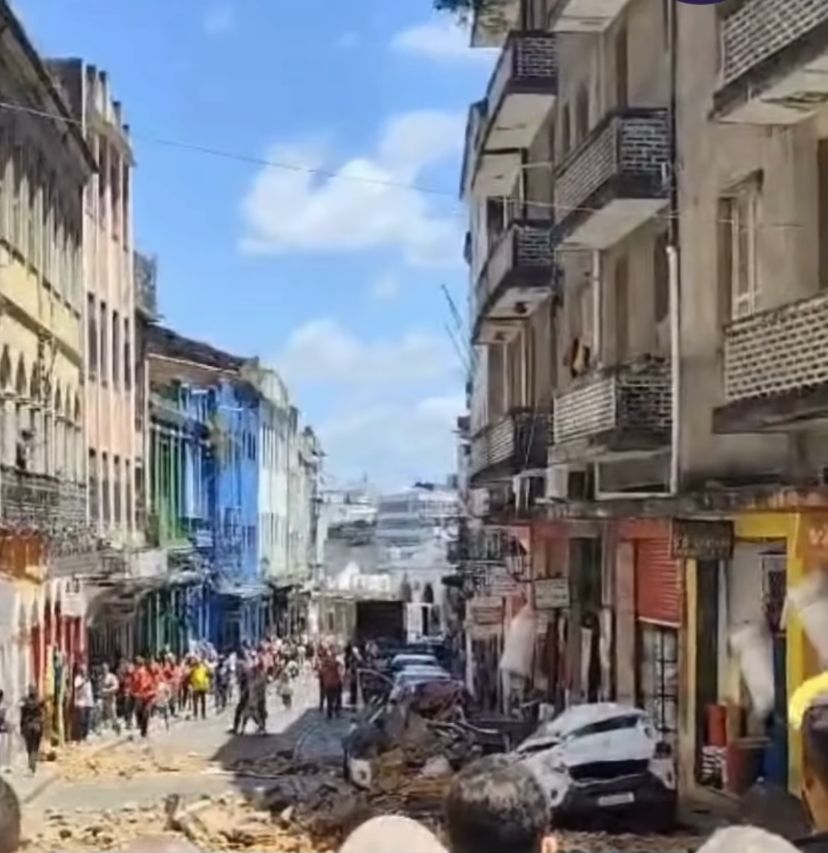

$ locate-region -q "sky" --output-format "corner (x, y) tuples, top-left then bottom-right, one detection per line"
(14, 0), (497, 490)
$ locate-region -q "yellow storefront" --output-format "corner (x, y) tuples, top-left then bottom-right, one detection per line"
(682, 512), (810, 799)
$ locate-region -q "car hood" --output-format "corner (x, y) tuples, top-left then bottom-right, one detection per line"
(518, 723), (655, 771)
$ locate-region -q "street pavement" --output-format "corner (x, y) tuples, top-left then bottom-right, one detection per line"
(13, 674), (352, 819)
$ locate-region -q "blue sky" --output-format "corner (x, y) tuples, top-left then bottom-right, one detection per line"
(15, 0), (496, 489)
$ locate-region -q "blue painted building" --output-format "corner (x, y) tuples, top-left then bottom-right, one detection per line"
(144, 326), (271, 653)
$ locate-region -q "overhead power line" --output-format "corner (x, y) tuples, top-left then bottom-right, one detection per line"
(0, 99), (808, 232)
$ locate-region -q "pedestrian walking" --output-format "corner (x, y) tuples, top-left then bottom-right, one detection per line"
(72, 664), (94, 742)
(189, 657), (210, 720)
(101, 664), (120, 734)
(18, 687), (43, 774)
(214, 656), (230, 712)
(132, 657), (155, 738)
(239, 659), (267, 734)
(320, 652), (342, 720)
(278, 666), (293, 710)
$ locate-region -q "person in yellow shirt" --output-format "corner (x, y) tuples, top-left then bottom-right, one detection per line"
(189, 657), (210, 720)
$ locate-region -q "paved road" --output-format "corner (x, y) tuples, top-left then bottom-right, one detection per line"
(18, 675), (352, 820)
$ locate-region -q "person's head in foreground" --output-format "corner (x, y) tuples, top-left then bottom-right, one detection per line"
(696, 826), (798, 853)
(444, 757), (553, 853)
(803, 700), (828, 833)
(338, 815), (446, 853)
(0, 778), (21, 853)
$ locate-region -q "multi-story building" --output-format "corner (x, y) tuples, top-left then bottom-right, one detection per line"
(49, 61), (137, 547)
(458, 0), (828, 803)
(0, 1), (95, 724)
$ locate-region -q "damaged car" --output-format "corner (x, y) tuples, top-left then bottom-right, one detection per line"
(514, 703), (677, 832)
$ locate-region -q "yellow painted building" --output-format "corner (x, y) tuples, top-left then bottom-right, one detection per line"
(681, 510), (819, 800)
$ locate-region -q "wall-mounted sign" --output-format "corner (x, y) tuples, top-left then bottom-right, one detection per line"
(484, 565), (519, 597)
(534, 577), (569, 610)
(797, 513), (828, 561)
(469, 596), (502, 626)
(670, 519), (734, 560)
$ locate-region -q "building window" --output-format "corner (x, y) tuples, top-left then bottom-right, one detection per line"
(112, 310), (120, 389)
(42, 179), (52, 282)
(614, 254), (630, 361)
(719, 183), (759, 320)
(113, 456), (122, 525)
(124, 318), (132, 391)
(11, 146), (22, 251)
(100, 301), (108, 383)
(87, 294), (98, 377)
(102, 452), (110, 524)
(89, 449), (99, 522)
(653, 231), (669, 324)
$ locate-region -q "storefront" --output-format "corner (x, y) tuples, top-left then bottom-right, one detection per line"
(617, 519), (680, 744)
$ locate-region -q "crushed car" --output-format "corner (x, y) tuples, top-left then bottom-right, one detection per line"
(513, 703), (677, 832)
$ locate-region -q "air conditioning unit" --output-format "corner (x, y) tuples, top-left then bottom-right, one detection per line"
(546, 465), (569, 500)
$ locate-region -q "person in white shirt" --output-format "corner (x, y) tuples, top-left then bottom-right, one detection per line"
(73, 665), (94, 742)
(101, 665), (120, 734)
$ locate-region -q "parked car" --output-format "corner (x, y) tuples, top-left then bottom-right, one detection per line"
(389, 653), (440, 674)
(514, 703), (677, 832)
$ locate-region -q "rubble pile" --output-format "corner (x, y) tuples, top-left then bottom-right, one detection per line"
(24, 794), (339, 853)
(555, 830), (704, 852)
(54, 742), (208, 780)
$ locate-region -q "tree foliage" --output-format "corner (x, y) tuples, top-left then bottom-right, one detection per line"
(433, 0), (500, 17)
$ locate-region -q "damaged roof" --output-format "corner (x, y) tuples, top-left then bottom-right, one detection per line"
(146, 324), (249, 373)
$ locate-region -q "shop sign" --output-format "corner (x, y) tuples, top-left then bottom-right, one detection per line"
(534, 577), (569, 609)
(469, 596), (502, 626)
(670, 519), (733, 560)
(798, 513), (828, 561)
(484, 565), (519, 597)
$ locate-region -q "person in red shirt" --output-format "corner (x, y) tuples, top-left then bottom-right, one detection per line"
(131, 657), (155, 738)
(162, 655), (178, 717)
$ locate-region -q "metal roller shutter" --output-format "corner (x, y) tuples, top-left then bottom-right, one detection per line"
(635, 538), (680, 626)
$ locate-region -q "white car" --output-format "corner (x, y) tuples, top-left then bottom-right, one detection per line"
(515, 703), (677, 831)
(389, 653), (439, 673)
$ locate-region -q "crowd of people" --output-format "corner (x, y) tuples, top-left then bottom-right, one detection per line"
(1, 636), (313, 775)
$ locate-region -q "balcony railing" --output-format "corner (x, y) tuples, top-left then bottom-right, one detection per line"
(724, 293), (828, 404)
(135, 251), (158, 318)
(473, 220), (555, 340)
(553, 358), (671, 448)
(470, 408), (552, 483)
(554, 108), (670, 248)
(1, 470), (87, 531)
(714, 0), (828, 123)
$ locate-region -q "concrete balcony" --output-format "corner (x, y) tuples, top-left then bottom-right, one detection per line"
(470, 407), (553, 486)
(554, 108), (670, 249)
(461, 33), (558, 199)
(472, 220), (556, 345)
(713, 0), (828, 124)
(551, 358), (671, 462)
(714, 292), (828, 432)
(547, 0), (632, 32)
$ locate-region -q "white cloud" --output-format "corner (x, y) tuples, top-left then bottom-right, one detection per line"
(390, 18), (497, 65)
(276, 318), (454, 386)
(318, 393), (465, 488)
(203, 3), (234, 35)
(370, 272), (401, 302)
(336, 31), (360, 49)
(239, 110), (464, 268)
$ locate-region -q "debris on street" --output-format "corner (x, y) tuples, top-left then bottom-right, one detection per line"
(52, 741), (209, 781)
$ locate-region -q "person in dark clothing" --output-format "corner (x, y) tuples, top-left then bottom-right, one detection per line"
(232, 658), (250, 735)
(19, 686), (44, 774)
(796, 700), (828, 852)
(444, 756), (554, 853)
